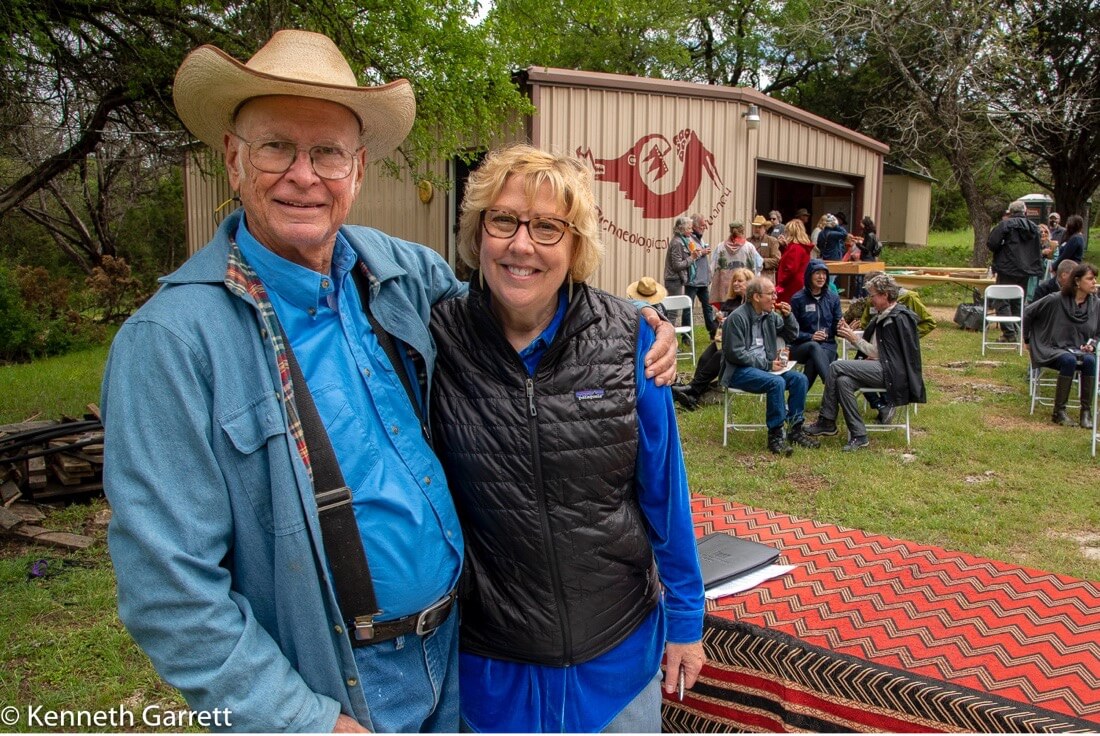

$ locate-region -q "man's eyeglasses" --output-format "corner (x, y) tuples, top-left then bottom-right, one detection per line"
(233, 135), (358, 180)
(481, 209), (575, 246)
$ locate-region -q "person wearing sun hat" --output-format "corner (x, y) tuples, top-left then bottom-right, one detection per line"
(627, 275), (669, 310)
(101, 29), (678, 734)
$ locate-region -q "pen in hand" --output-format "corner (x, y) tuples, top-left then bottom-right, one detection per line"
(678, 669), (685, 701)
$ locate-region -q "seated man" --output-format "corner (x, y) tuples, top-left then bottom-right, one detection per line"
(1032, 259), (1077, 303)
(722, 277), (818, 455)
(805, 274), (927, 451)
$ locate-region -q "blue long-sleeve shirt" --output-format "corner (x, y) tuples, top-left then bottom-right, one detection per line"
(236, 220), (462, 619)
(460, 293), (704, 732)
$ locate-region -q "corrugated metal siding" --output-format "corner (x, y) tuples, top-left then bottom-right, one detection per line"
(533, 82), (882, 297)
(881, 175), (931, 247)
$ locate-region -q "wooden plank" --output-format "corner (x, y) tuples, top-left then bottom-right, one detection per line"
(1, 480), (21, 506)
(86, 403), (101, 420)
(32, 482), (103, 502)
(0, 506), (23, 531)
(27, 456), (47, 489)
(7, 502), (45, 522)
(1, 523), (94, 550)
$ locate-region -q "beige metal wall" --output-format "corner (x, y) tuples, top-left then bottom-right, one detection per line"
(881, 175), (931, 247)
(528, 69), (887, 297)
(184, 151), (448, 259)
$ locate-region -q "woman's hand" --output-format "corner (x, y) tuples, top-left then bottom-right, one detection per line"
(641, 309), (678, 386)
(664, 641), (706, 696)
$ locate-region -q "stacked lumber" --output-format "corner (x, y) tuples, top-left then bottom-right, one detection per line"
(0, 409), (104, 505)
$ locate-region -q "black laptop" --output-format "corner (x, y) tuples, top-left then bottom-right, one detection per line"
(696, 532), (781, 588)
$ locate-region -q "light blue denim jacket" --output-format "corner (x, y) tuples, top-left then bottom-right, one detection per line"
(101, 210), (465, 731)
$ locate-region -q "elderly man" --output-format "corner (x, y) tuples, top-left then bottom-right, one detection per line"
(101, 30), (675, 733)
(722, 277), (817, 455)
(749, 215), (782, 283)
(805, 274), (926, 451)
(987, 199), (1043, 341)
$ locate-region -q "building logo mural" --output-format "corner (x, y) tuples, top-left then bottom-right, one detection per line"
(577, 129), (730, 252)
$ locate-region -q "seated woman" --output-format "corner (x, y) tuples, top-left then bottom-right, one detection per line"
(788, 259), (840, 390)
(672, 266), (754, 410)
(1024, 262), (1100, 428)
(429, 144), (705, 733)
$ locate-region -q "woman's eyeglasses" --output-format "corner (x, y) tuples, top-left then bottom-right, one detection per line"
(481, 209), (574, 246)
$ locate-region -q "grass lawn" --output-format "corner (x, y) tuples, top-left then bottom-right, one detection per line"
(1, 231), (1098, 725)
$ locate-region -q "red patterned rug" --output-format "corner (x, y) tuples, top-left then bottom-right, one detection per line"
(662, 497), (1100, 733)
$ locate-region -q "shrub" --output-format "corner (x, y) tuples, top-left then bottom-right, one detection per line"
(0, 261), (104, 363)
(85, 255), (145, 323)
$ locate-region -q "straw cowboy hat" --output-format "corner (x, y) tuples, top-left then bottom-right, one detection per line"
(172, 30), (415, 162)
(750, 215), (769, 227)
(627, 276), (668, 305)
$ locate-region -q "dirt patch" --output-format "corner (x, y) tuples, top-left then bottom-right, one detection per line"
(1047, 530), (1100, 562)
(982, 413), (1057, 431)
(783, 470), (830, 494)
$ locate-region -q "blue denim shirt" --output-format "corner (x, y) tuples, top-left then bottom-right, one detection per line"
(102, 210), (466, 731)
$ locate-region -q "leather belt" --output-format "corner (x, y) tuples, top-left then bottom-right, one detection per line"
(350, 590), (456, 647)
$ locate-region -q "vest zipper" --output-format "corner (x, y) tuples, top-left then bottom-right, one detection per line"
(526, 376), (574, 663)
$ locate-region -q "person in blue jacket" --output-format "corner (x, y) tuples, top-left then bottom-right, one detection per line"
(788, 259), (841, 390)
(817, 213), (848, 261)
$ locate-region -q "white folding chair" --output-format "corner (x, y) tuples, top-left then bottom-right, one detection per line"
(857, 388), (912, 446)
(982, 284), (1024, 355)
(661, 294), (696, 365)
(1029, 360), (1079, 416)
(721, 386), (767, 446)
(1092, 357), (1100, 457)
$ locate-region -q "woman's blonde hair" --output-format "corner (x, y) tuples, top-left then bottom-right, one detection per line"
(457, 144), (604, 282)
(726, 267), (755, 299)
(785, 218), (812, 245)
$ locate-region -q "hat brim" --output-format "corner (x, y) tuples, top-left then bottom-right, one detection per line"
(627, 283), (668, 304)
(173, 45), (415, 162)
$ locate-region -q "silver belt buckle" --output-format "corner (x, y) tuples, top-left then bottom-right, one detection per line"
(414, 594), (452, 636)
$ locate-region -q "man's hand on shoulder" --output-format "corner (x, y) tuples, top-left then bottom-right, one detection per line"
(641, 307), (678, 386)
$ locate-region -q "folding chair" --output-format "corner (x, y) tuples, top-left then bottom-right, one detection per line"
(1029, 360), (1079, 416)
(661, 294), (696, 365)
(1092, 357), (1100, 457)
(721, 386), (767, 446)
(717, 359), (766, 445)
(982, 284), (1024, 355)
(857, 387), (912, 446)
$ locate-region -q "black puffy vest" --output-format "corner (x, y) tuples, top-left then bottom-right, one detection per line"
(429, 280), (659, 666)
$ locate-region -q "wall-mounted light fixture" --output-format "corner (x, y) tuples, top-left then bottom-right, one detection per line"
(742, 104), (761, 131)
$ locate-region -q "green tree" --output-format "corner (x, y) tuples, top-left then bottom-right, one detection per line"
(992, 0), (1100, 219)
(802, 0), (1011, 265)
(0, 0), (528, 268)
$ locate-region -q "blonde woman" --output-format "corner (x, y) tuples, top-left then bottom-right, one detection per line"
(430, 144), (705, 732)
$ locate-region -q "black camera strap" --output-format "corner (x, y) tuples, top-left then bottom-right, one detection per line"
(282, 337), (383, 639)
(276, 263), (431, 642)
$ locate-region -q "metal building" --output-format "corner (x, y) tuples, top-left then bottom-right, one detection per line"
(185, 67), (890, 296)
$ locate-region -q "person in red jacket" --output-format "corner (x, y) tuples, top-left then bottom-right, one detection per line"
(776, 218), (816, 303)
